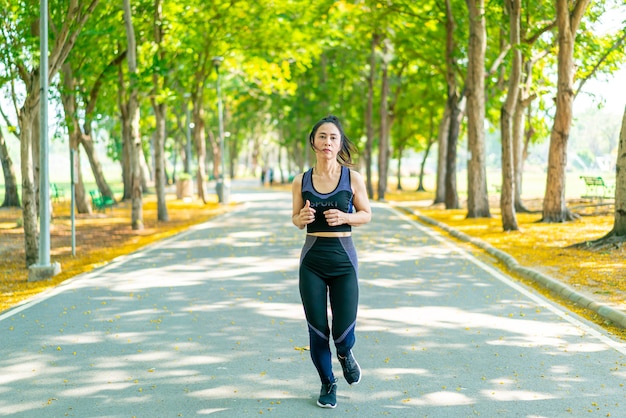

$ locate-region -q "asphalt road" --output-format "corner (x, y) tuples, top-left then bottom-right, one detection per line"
(1, 182), (625, 417)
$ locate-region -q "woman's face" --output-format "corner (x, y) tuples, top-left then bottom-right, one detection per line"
(313, 122), (341, 159)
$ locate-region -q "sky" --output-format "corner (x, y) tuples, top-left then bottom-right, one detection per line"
(574, 66), (626, 115)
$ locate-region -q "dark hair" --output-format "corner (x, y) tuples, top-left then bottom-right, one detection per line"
(308, 115), (356, 166)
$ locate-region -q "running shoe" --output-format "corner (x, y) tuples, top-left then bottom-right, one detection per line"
(317, 378), (337, 408)
(338, 350), (361, 385)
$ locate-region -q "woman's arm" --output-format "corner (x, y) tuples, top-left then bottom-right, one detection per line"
(324, 169), (372, 227)
(347, 170), (372, 227)
(292, 174), (315, 229)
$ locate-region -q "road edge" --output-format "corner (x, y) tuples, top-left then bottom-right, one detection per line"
(394, 205), (626, 329)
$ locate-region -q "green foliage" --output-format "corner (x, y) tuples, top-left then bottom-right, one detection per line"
(0, 0), (624, 181)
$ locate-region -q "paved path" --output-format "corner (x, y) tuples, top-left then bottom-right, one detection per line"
(1, 183), (625, 417)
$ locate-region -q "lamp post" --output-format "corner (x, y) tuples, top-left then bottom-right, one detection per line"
(213, 56), (229, 204)
(29, 0), (60, 281)
(183, 93), (192, 175)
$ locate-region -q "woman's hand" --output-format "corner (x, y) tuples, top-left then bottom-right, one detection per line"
(324, 208), (347, 226)
(298, 200), (316, 227)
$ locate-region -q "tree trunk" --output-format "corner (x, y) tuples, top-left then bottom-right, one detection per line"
(209, 129), (219, 181)
(465, 0), (490, 218)
(434, 104), (450, 203)
(123, 0), (144, 230)
(500, 0), (521, 231)
(364, 32), (379, 200)
(0, 128), (20, 207)
(32, 110), (40, 213)
(513, 57), (536, 213)
(130, 106), (143, 230)
(19, 96), (39, 266)
(396, 147), (403, 190)
(445, 91), (461, 210)
(573, 105), (626, 249)
(377, 39), (390, 201)
(513, 95), (527, 212)
(118, 63), (132, 201)
(153, 104), (169, 221)
(153, 103), (168, 221)
(80, 128), (115, 201)
(443, 0), (460, 210)
(14, 0), (100, 267)
(60, 63), (92, 214)
(140, 149), (151, 192)
(542, 0), (590, 222)
(417, 137), (434, 192)
(613, 105), (626, 236)
(193, 95), (208, 203)
(79, 52), (126, 202)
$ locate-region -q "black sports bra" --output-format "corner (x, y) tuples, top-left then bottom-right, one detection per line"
(301, 166), (354, 233)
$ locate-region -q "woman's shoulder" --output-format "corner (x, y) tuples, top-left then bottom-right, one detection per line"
(292, 172), (304, 184)
(292, 170), (311, 186)
(348, 168), (364, 181)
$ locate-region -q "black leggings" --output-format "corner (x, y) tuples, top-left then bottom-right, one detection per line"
(299, 235), (359, 384)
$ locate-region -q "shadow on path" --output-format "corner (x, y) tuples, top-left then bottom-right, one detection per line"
(1, 187), (625, 417)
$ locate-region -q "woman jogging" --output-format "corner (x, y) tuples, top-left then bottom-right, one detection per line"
(291, 115), (372, 408)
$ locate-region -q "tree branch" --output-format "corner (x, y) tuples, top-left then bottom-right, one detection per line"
(486, 44), (511, 78)
(524, 20), (556, 45)
(569, 0), (591, 35)
(85, 50), (128, 117)
(575, 29), (626, 98)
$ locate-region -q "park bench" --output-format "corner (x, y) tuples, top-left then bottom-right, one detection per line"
(50, 183), (65, 202)
(579, 176), (614, 204)
(89, 189), (115, 213)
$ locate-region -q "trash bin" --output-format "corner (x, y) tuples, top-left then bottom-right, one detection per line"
(216, 179), (230, 204)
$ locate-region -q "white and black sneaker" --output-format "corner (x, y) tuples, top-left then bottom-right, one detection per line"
(317, 378), (338, 408)
(338, 350), (361, 385)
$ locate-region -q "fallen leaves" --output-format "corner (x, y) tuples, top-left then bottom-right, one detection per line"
(387, 190), (626, 338)
(0, 195), (228, 312)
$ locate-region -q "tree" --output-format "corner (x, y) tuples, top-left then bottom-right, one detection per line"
(0, 127), (20, 207)
(4, 0), (99, 266)
(443, 0), (462, 210)
(0, 52), (20, 208)
(465, 0), (490, 218)
(377, 37), (391, 201)
(499, 0), (521, 231)
(123, 0), (144, 230)
(150, 0), (168, 221)
(573, 105), (626, 249)
(60, 62), (92, 214)
(365, 32), (379, 199)
(60, 3), (125, 210)
(513, 52), (546, 213)
(541, 0), (591, 223)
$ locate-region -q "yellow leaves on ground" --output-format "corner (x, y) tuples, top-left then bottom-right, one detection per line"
(416, 205), (624, 299)
(386, 190), (625, 338)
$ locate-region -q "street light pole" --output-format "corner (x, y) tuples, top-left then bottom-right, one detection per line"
(213, 56), (229, 204)
(183, 93), (192, 174)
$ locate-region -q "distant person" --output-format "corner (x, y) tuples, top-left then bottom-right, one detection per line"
(291, 115), (372, 408)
